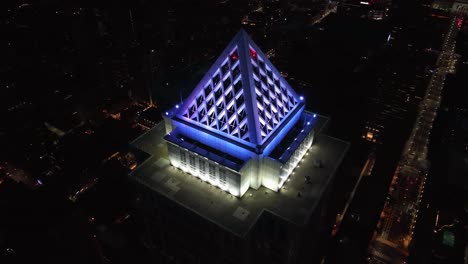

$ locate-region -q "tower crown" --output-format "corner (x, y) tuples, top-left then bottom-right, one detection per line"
(175, 29), (302, 149)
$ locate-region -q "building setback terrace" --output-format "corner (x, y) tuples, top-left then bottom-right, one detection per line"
(130, 121), (348, 237)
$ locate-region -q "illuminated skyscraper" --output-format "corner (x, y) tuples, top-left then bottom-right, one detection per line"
(162, 29), (312, 197)
(131, 29), (349, 264)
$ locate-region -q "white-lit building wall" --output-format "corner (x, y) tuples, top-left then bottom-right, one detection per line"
(166, 126), (315, 197)
(259, 157), (282, 192)
(239, 158), (260, 192)
(167, 142), (242, 197)
(278, 130), (315, 189)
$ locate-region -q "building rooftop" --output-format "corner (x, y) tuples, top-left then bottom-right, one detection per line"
(139, 106), (162, 124)
(130, 121), (349, 237)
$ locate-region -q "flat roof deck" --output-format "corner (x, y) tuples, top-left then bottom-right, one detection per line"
(130, 121), (349, 237)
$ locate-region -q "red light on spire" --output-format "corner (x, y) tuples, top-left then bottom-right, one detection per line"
(457, 18), (463, 29)
(230, 51), (238, 61)
(250, 49), (257, 59)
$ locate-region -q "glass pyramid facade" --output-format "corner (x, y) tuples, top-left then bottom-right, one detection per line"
(176, 29), (301, 149)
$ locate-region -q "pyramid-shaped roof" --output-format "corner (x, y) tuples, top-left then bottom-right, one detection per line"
(176, 29), (302, 148)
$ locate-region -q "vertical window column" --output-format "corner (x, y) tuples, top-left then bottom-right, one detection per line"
(208, 163), (217, 183)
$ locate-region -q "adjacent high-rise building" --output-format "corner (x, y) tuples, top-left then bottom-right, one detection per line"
(130, 29), (349, 264)
(432, 0), (468, 16)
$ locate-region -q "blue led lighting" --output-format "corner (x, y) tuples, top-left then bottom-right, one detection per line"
(174, 29), (301, 148)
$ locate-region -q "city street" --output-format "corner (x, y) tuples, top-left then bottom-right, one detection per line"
(368, 16), (462, 264)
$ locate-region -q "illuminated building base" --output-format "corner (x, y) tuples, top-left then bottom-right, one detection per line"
(165, 111), (318, 197)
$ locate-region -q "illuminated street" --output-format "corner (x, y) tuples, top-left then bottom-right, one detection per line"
(368, 16), (462, 264)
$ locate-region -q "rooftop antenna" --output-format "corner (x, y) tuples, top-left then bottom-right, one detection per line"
(148, 85), (154, 106)
(179, 88), (183, 105)
(129, 9), (136, 44)
(148, 50), (155, 106)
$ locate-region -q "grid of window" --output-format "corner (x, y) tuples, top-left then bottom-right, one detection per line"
(179, 149), (186, 165)
(179, 32), (301, 146)
(199, 160), (206, 177)
(189, 155), (196, 171)
(219, 168), (227, 186)
(182, 47), (250, 142)
(208, 163), (217, 181)
(250, 46), (298, 140)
